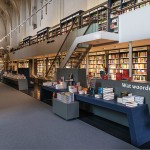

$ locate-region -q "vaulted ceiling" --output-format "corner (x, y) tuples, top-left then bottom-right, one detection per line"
(0, 0), (20, 29)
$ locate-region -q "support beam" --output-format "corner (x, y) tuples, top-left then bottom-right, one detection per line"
(128, 42), (132, 78)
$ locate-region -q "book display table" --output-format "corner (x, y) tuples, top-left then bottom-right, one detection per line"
(3, 76), (28, 90)
(40, 86), (67, 104)
(53, 99), (79, 120)
(75, 93), (150, 147)
(40, 80), (150, 147)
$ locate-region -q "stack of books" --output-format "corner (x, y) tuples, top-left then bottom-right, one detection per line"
(95, 94), (103, 99)
(122, 96), (135, 104)
(125, 101), (138, 107)
(103, 88), (114, 100)
(134, 96), (144, 104)
(103, 88), (113, 93)
(118, 95), (144, 107)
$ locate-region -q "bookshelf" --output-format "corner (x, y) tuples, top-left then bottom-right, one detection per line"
(18, 61), (29, 68)
(30, 36), (37, 45)
(81, 4), (108, 31)
(47, 56), (60, 78)
(108, 0), (150, 32)
(9, 61), (18, 71)
(121, 0), (135, 13)
(98, 6), (108, 31)
(48, 25), (61, 40)
(80, 51), (105, 77)
(134, 0), (150, 8)
(37, 27), (50, 43)
(23, 36), (32, 47)
(65, 56), (78, 68)
(82, 12), (91, 27)
(37, 58), (47, 77)
(107, 47), (147, 81)
(60, 10), (84, 33)
(108, 49), (129, 80)
(0, 59), (4, 70)
(108, 50), (120, 79)
(80, 58), (87, 69)
(119, 49), (129, 71)
(132, 47), (147, 81)
(109, 0), (121, 33)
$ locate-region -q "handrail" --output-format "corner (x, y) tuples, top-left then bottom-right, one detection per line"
(14, 0), (149, 51)
(45, 17), (79, 77)
(62, 18), (95, 68)
(60, 10), (84, 23)
(13, 0), (150, 51)
(114, 0), (150, 15)
(15, 3), (108, 51)
(123, 0), (150, 12)
(81, 1), (108, 16)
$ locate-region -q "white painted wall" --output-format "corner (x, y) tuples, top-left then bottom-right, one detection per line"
(0, 18), (7, 48)
(119, 5), (150, 42)
(87, 0), (107, 9)
(19, 0), (88, 39)
(63, 0), (87, 17)
(11, 7), (19, 48)
(0, 0), (108, 49)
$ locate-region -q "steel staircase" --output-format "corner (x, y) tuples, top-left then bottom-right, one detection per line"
(45, 18), (79, 80)
(45, 18), (95, 80)
(64, 44), (91, 68)
(59, 21), (95, 69)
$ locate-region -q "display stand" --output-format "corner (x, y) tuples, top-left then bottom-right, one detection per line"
(53, 99), (79, 120)
(3, 76), (28, 90)
(57, 68), (87, 87)
(75, 93), (150, 147)
(40, 86), (67, 105)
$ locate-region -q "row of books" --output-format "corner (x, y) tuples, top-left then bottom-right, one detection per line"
(133, 64), (147, 69)
(133, 58), (147, 63)
(133, 52), (147, 57)
(133, 75), (146, 81)
(133, 70), (147, 75)
(89, 65), (103, 69)
(120, 59), (129, 63)
(109, 59), (119, 64)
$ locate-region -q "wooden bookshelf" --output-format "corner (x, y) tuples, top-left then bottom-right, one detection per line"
(60, 10), (84, 33)
(18, 61), (29, 68)
(80, 51), (105, 77)
(132, 47), (147, 81)
(37, 27), (50, 43)
(108, 0), (150, 32)
(109, 0), (121, 33)
(108, 50), (120, 79)
(37, 59), (47, 77)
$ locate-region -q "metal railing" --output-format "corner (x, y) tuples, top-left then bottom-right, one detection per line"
(15, 2), (108, 51)
(45, 17), (79, 77)
(14, 0), (150, 51)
